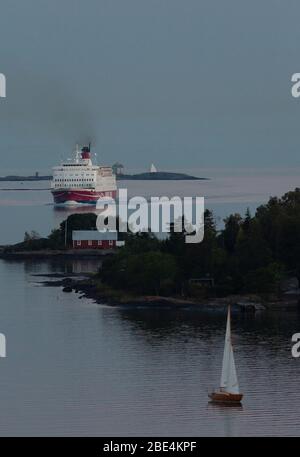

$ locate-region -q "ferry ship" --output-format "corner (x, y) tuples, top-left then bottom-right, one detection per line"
(51, 144), (117, 205)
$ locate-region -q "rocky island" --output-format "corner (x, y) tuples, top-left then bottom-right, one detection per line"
(117, 171), (207, 180)
(2, 189), (300, 312)
(0, 171), (208, 182)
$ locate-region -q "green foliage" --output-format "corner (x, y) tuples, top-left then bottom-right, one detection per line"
(13, 213), (98, 251)
(102, 250), (178, 295)
(255, 188), (300, 273)
(24, 230), (41, 242)
(222, 213), (242, 253)
(243, 262), (283, 294)
(47, 228), (64, 249)
(100, 188), (300, 297)
(11, 188), (300, 298)
(60, 213), (97, 247)
(9, 233), (49, 252)
(122, 231), (161, 254)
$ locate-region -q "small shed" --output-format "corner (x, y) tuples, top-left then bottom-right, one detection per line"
(189, 277), (215, 288)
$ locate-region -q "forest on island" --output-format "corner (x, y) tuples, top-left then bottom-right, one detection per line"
(11, 188), (300, 298)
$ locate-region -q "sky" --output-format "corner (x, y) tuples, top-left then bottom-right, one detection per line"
(0, 0), (300, 173)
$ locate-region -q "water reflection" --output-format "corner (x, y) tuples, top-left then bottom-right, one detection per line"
(3, 258), (102, 274)
(109, 305), (300, 345)
(1, 258), (300, 436)
(207, 403), (244, 437)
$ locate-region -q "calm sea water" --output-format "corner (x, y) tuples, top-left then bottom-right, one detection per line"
(0, 258), (300, 436)
(0, 174), (299, 436)
(0, 171), (299, 244)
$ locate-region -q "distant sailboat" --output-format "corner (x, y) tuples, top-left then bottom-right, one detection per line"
(150, 163), (157, 173)
(209, 306), (243, 404)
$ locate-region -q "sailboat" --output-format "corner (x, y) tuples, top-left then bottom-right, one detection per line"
(150, 163), (157, 173)
(209, 306), (243, 404)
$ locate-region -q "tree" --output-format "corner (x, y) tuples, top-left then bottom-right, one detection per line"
(244, 262), (283, 294)
(24, 230), (41, 242)
(235, 218), (272, 282)
(101, 250), (178, 296)
(222, 213), (242, 253)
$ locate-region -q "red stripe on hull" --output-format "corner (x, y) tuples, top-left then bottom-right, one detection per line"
(51, 189), (117, 204)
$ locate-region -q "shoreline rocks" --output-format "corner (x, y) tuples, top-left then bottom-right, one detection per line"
(0, 249), (116, 259)
(37, 277), (285, 312)
(34, 274), (300, 312)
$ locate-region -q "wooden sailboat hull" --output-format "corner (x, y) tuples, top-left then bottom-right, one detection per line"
(208, 391), (243, 404)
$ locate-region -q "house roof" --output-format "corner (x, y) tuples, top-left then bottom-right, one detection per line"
(72, 230), (118, 241)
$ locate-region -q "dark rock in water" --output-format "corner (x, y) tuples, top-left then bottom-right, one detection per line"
(207, 297), (266, 313)
(280, 277), (299, 292)
(62, 286), (73, 293)
(235, 303), (256, 313)
(280, 277), (300, 298)
(234, 301), (265, 312)
(62, 278), (73, 285)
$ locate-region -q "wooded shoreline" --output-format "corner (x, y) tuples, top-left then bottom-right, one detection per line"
(36, 274), (300, 312)
(2, 188), (300, 311)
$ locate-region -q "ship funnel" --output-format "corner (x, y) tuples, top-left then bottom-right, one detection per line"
(81, 145), (91, 160)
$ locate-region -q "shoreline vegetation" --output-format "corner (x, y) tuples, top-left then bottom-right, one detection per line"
(39, 275), (287, 312)
(0, 175), (52, 181)
(2, 188), (300, 311)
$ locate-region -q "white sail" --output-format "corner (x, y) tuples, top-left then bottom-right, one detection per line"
(220, 306), (240, 394)
(150, 163), (157, 173)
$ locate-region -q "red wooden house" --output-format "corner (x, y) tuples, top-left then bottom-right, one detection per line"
(72, 230), (123, 249)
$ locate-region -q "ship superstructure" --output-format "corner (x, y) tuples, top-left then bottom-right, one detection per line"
(51, 144), (117, 205)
